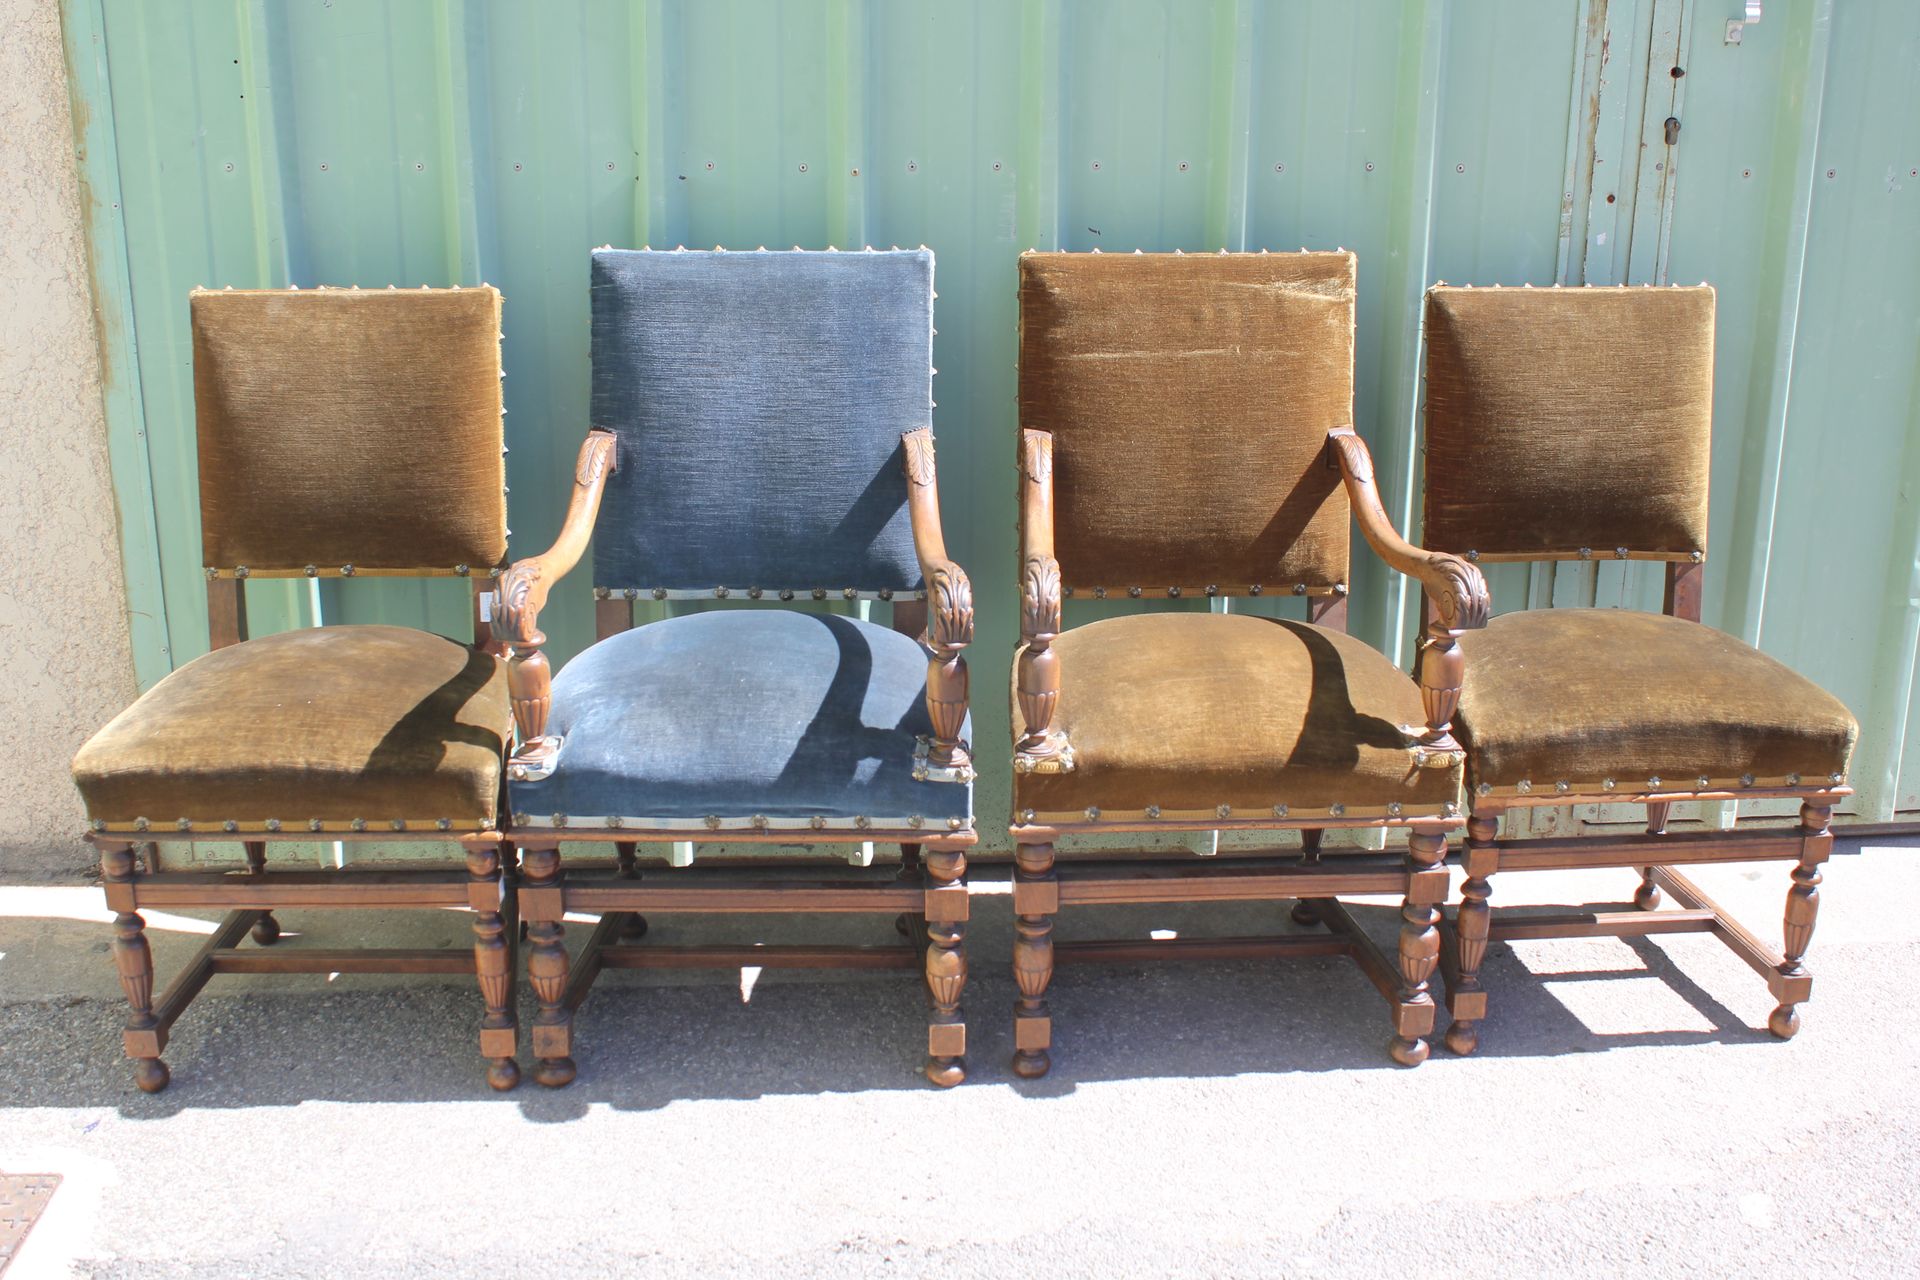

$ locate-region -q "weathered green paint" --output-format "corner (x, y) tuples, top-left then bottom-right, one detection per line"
(63, 0), (1920, 837)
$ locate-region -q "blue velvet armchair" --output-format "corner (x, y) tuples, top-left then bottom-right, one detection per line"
(494, 247), (977, 1088)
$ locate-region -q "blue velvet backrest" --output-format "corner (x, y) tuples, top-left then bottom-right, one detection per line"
(589, 248), (933, 594)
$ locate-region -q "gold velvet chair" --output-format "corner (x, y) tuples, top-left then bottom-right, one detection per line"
(1008, 250), (1490, 1074)
(1419, 284), (1858, 1054)
(70, 286), (520, 1092)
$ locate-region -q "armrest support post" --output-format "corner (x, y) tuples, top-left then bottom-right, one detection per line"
(493, 429), (618, 773)
(1015, 429), (1070, 770)
(903, 429), (974, 778)
(1327, 427), (1490, 747)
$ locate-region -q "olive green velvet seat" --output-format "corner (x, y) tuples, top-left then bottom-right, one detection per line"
(72, 625), (512, 833)
(1013, 612), (1462, 822)
(1453, 609), (1856, 800)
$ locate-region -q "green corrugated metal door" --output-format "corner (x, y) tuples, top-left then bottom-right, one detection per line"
(62, 0), (1920, 842)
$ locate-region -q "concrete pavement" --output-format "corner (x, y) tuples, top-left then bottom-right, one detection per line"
(2, 839), (1917, 1277)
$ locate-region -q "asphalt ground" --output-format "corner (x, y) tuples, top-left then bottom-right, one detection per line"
(2, 838), (1916, 1277)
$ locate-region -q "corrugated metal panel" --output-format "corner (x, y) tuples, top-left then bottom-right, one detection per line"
(63, 0), (1920, 841)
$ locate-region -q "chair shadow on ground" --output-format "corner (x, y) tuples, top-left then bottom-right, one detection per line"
(0, 887), (1783, 1122)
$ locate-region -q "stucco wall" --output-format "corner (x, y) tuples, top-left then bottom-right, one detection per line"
(0, 0), (137, 877)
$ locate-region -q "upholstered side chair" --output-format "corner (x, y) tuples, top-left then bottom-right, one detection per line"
(1009, 250), (1489, 1074)
(71, 285), (519, 1092)
(1420, 284), (1857, 1054)
(498, 247), (977, 1088)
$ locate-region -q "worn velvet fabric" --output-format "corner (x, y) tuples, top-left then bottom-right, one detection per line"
(71, 626), (511, 828)
(1454, 609), (1856, 792)
(512, 611), (972, 823)
(192, 288), (507, 571)
(1422, 286), (1715, 560)
(1013, 613), (1461, 817)
(1017, 252), (1355, 592)
(589, 249), (931, 593)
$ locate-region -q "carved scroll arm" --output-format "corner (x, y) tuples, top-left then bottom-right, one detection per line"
(902, 428), (974, 778)
(1015, 429), (1069, 770)
(1326, 426), (1490, 746)
(492, 429), (618, 776)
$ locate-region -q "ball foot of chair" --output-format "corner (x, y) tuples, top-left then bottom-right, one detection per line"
(1768, 1004), (1801, 1040)
(486, 1057), (521, 1091)
(1443, 1020), (1479, 1057)
(250, 913), (281, 946)
(132, 1057), (170, 1093)
(531, 1055), (577, 1088)
(924, 1055), (966, 1088)
(619, 913), (649, 941)
(1289, 899), (1321, 927)
(1633, 880), (1662, 912)
(1388, 1035), (1430, 1067)
(1011, 1048), (1051, 1079)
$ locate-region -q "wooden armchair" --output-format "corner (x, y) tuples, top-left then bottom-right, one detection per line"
(69, 286), (519, 1091)
(1008, 251), (1488, 1074)
(499, 247), (977, 1089)
(1418, 284), (1856, 1054)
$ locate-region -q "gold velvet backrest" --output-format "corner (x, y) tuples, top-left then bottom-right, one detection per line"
(1422, 285), (1715, 562)
(1018, 251), (1356, 595)
(192, 287), (508, 574)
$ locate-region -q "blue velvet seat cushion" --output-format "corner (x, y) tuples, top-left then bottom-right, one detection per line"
(511, 610), (971, 826)
(589, 248), (933, 593)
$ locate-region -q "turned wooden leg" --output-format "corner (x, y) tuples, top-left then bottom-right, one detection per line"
(1012, 840), (1057, 1079)
(1636, 801), (1673, 910)
(1444, 815), (1497, 1056)
(1391, 830), (1447, 1066)
(614, 841), (648, 940)
(1771, 802), (1831, 1039)
(923, 846), (968, 1087)
(468, 846), (519, 1091)
(1291, 828), (1324, 926)
(102, 843), (167, 1092)
(521, 845), (575, 1087)
(244, 840), (280, 945)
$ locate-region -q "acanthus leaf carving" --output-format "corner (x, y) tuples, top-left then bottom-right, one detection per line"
(494, 560), (546, 646)
(1020, 429), (1053, 487)
(927, 561), (974, 653)
(1428, 551), (1491, 634)
(1021, 554), (1061, 639)
(903, 427), (937, 488)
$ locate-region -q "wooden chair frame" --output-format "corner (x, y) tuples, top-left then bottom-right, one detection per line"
(1432, 556), (1847, 1055)
(496, 428), (978, 1089)
(90, 572), (519, 1093)
(1008, 426), (1490, 1073)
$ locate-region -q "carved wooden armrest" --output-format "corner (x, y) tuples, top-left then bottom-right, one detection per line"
(493, 429), (617, 777)
(1327, 426), (1490, 747)
(1014, 428), (1071, 773)
(903, 427), (974, 781)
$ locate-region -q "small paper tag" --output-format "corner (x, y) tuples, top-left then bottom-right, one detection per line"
(478, 592), (493, 622)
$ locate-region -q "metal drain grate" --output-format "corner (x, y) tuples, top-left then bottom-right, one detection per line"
(0, 1174), (61, 1276)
